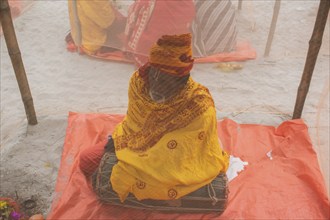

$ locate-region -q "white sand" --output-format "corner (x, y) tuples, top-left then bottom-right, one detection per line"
(1, 0), (329, 216)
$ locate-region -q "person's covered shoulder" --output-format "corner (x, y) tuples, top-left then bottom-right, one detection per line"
(128, 71), (143, 89)
(130, 71), (140, 83)
(189, 79), (215, 106)
(175, 79), (216, 126)
(196, 83), (213, 98)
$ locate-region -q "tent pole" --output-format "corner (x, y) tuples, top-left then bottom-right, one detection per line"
(293, 0), (329, 119)
(0, 0), (38, 125)
(264, 0), (281, 57)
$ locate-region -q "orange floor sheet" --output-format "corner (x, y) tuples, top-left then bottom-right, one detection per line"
(47, 112), (329, 219)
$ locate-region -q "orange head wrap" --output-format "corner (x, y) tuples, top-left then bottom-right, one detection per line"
(148, 33), (194, 77)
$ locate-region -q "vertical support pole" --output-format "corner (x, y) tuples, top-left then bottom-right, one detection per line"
(264, 0), (281, 57)
(0, 0), (38, 125)
(293, 0), (329, 119)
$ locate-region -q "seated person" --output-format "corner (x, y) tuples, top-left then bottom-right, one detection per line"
(79, 33), (229, 212)
(191, 0), (238, 57)
(67, 0), (126, 55)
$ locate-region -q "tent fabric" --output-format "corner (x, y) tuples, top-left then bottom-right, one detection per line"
(8, 0), (22, 18)
(0, 0), (22, 35)
(47, 112), (329, 219)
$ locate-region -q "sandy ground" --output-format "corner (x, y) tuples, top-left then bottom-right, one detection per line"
(0, 0), (329, 217)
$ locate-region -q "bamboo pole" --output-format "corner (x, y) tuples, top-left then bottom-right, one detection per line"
(264, 0), (281, 57)
(293, 0), (329, 119)
(0, 0), (37, 125)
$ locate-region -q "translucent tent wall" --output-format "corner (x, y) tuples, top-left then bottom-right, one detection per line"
(66, 0), (329, 192)
(0, 0), (329, 216)
(66, 0), (255, 64)
(0, 0), (34, 24)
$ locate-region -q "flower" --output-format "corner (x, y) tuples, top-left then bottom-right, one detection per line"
(0, 201), (8, 209)
(0, 199), (23, 220)
(10, 211), (21, 220)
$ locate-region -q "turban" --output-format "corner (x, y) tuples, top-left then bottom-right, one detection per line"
(148, 33), (194, 77)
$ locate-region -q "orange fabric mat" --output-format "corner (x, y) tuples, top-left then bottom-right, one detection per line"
(69, 41), (257, 64)
(47, 112), (329, 219)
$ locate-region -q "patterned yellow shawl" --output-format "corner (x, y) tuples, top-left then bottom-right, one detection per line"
(111, 71), (229, 201)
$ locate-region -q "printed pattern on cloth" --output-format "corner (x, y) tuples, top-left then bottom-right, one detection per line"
(92, 151), (229, 213)
(125, 0), (155, 51)
(113, 71), (214, 153)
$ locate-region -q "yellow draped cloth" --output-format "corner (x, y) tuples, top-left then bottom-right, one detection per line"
(111, 72), (229, 202)
(68, 0), (115, 54)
